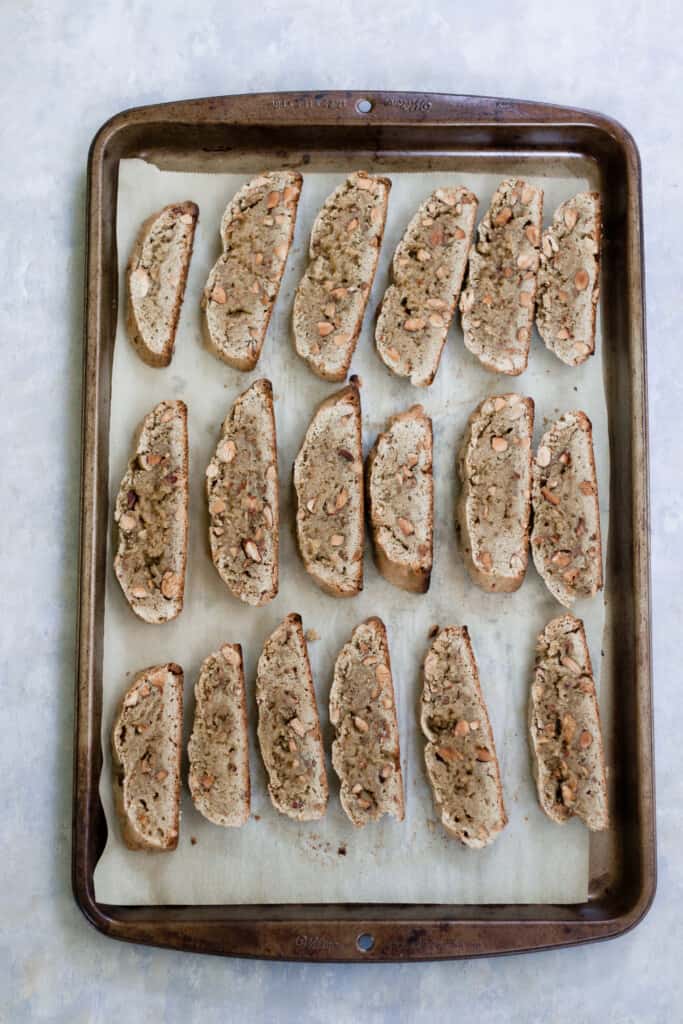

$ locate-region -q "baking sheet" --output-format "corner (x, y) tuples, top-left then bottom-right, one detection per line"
(95, 158), (609, 905)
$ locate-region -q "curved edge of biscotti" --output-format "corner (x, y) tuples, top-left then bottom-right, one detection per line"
(456, 394), (534, 593)
(187, 644), (251, 827)
(202, 171), (303, 370)
(293, 382), (364, 597)
(528, 614), (609, 831)
(113, 399), (189, 624)
(255, 613), (329, 821)
(111, 663), (183, 852)
(330, 616), (405, 827)
(366, 404), (433, 594)
(536, 192), (602, 367)
(375, 186), (478, 387)
(206, 378), (279, 607)
(530, 410), (603, 607)
(420, 626), (507, 849)
(126, 201), (199, 368)
(292, 171), (392, 382)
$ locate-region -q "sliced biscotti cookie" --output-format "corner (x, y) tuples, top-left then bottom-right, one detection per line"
(127, 201), (198, 368)
(293, 171), (391, 381)
(460, 179), (543, 375)
(111, 663), (183, 851)
(188, 644), (250, 827)
(529, 615), (608, 830)
(457, 393), (534, 593)
(330, 617), (404, 827)
(420, 627), (507, 848)
(293, 384), (363, 597)
(376, 186), (478, 386)
(255, 614), (328, 821)
(206, 379), (278, 606)
(114, 400), (188, 623)
(202, 171), (302, 370)
(366, 405), (433, 593)
(536, 192), (602, 366)
(531, 411), (603, 606)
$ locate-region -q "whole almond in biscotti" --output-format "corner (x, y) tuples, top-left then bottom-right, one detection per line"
(536, 192), (602, 366)
(255, 614), (328, 821)
(529, 614), (608, 831)
(531, 410), (603, 607)
(293, 171), (391, 381)
(127, 201), (198, 367)
(421, 626), (507, 848)
(206, 379), (279, 607)
(366, 404), (433, 593)
(330, 617), (404, 827)
(202, 171), (302, 370)
(114, 400), (188, 624)
(376, 186), (478, 386)
(457, 393), (534, 593)
(188, 644), (250, 827)
(460, 179), (543, 375)
(293, 383), (363, 597)
(111, 663), (183, 851)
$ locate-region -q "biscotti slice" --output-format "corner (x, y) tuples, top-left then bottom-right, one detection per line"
(529, 615), (608, 830)
(376, 187), (478, 386)
(126, 201), (198, 368)
(202, 171), (302, 370)
(255, 614), (328, 821)
(460, 179), (543, 375)
(457, 393), (534, 593)
(111, 663), (183, 851)
(366, 405), (433, 593)
(114, 399), (188, 623)
(293, 384), (363, 597)
(536, 192), (602, 366)
(420, 627), (507, 848)
(206, 379), (278, 606)
(188, 644), (250, 827)
(330, 617), (404, 827)
(293, 171), (391, 381)
(531, 411), (603, 606)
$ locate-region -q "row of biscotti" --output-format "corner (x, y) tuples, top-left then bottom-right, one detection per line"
(113, 383), (602, 624)
(125, 174), (600, 383)
(112, 612), (608, 853)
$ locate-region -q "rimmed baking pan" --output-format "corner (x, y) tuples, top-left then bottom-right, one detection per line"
(74, 91), (654, 960)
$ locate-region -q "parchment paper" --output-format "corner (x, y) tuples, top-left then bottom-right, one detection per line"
(94, 158), (608, 905)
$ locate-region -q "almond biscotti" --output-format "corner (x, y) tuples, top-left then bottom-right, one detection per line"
(457, 393), (534, 593)
(536, 192), (601, 366)
(460, 179), (543, 375)
(206, 379), (279, 606)
(366, 404), (433, 593)
(376, 186), (478, 386)
(293, 383), (364, 597)
(255, 614), (328, 821)
(188, 644), (250, 827)
(531, 411), (603, 606)
(330, 617), (404, 827)
(127, 201), (198, 367)
(114, 399), (188, 624)
(293, 171), (391, 381)
(202, 171), (302, 370)
(420, 627), (507, 848)
(111, 663), (183, 851)
(529, 615), (608, 830)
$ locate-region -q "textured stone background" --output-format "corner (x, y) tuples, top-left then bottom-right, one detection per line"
(0, 1), (680, 1020)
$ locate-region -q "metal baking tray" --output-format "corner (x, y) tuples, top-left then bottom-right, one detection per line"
(73, 91), (654, 961)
